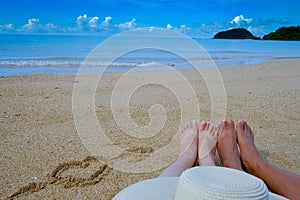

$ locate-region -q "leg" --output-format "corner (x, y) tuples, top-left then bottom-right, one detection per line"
(159, 120), (198, 177)
(217, 118), (243, 171)
(237, 120), (300, 199)
(198, 121), (218, 166)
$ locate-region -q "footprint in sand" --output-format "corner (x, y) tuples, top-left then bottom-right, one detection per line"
(109, 146), (154, 163)
(7, 156), (110, 199)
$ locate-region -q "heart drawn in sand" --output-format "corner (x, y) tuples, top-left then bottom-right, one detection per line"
(8, 156), (109, 199)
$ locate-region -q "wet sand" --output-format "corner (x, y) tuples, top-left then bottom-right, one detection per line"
(1, 58), (299, 199)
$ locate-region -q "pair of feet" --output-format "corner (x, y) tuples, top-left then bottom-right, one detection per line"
(179, 118), (263, 173)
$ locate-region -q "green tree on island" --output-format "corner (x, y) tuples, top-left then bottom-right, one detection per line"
(263, 26), (300, 41)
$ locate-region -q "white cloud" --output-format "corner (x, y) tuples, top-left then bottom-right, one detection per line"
(89, 17), (99, 28)
(149, 26), (155, 32)
(180, 24), (187, 29)
(28, 18), (39, 24)
(15, 18), (61, 33)
(247, 26), (265, 36)
(231, 15), (253, 26)
(118, 18), (136, 30)
(76, 14), (90, 29)
(74, 14), (137, 32)
(0, 23), (14, 31)
(99, 16), (114, 32)
(2, 13), (284, 38)
(75, 15), (137, 32)
(175, 24), (188, 31)
(76, 13), (103, 31)
(42, 23), (58, 32)
(20, 18), (40, 31)
(101, 16), (113, 26)
(6, 23), (13, 30)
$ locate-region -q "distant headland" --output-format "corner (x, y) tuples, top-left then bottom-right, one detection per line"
(214, 26), (300, 41)
(214, 28), (259, 40)
(263, 26), (300, 40)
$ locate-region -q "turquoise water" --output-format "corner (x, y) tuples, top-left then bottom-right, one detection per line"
(0, 34), (300, 76)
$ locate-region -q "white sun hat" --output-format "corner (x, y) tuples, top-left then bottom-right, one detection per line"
(113, 166), (287, 200)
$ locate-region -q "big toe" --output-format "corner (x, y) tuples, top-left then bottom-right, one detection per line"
(226, 118), (235, 130)
(218, 118), (235, 133)
(199, 120), (207, 132)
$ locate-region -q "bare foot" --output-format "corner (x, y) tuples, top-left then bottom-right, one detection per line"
(236, 120), (264, 174)
(217, 119), (243, 171)
(198, 121), (218, 166)
(179, 120), (198, 164)
(237, 120), (300, 199)
(159, 120), (199, 177)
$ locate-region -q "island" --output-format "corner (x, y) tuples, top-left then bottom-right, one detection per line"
(213, 28), (260, 40)
(263, 26), (300, 41)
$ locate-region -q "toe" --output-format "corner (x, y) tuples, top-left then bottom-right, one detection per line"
(226, 118), (235, 129)
(210, 125), (216, 135)
(199, 120), (207, 131)
(245, 122), (254, 138)
(218, 120), (225, 132)
(217, 122), (224, 140)
(192, 119), (198, 129)
(237, 120), (245, 132)
(205, 122), (210, 130)
(212, 126), (218, 136)
(214, 129), (219, 137)
(208, 123), (214, 132)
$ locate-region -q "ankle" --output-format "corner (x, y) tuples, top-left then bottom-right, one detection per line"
(199, 160), (216, 166)
(179, 151), (197, 165)
(199, 155), (216, 166)
(222, 160), (243, 171)
(247, 157), (267, 176)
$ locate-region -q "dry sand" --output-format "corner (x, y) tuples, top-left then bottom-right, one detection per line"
(1, 58), (299, 199)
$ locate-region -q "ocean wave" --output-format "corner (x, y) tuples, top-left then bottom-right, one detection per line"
(0, 57), (177, 69)
(0, 58), (82, 68)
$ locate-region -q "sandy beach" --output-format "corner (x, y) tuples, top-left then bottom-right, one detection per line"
(1, 58), (299, 199)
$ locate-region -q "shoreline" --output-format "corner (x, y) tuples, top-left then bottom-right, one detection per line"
(2, 57), (300, 78)
(1, 58), (299, 199)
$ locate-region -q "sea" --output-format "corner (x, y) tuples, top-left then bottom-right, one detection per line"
(0, 34), (300, 76)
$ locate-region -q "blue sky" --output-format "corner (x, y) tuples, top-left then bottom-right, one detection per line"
(0, 0), (299, 38)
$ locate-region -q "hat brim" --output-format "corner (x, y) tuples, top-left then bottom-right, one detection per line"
(113, 177), (179, 200)
(113, 176), (287, 200)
